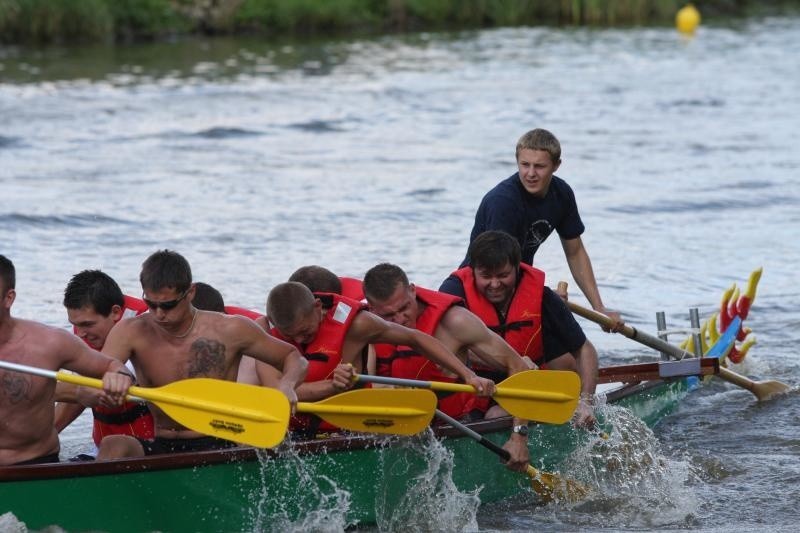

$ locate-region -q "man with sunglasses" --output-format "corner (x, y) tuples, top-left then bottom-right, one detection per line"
(96, 250), (307, 459)
(54, 270), (155, 458)
(0, 255), (133, 466)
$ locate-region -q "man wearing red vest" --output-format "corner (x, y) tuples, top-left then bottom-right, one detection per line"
(55, 270), (155, 456)
(258, 282), (495, 413)
(362, 263), (532, 472)
(289, 265), (365, 302)
(440, 230), (598, 427)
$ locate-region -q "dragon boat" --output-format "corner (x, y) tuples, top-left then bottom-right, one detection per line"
(0, 270), (773, 532)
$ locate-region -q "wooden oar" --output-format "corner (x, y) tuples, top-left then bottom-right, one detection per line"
(355, 369), (581, 424)
(434, 409), (589, 502)
(0, 361), (438, 447)
(565, 302), (791, 401)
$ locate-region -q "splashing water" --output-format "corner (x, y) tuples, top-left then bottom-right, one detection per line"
(559, 401), (700, 528)
(247, 442), (354, 533)
(0, 513), (28, 533)
(374, 430), (481, 532)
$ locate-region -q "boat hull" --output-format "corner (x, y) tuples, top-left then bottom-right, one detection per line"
(0, 378), (691, 532)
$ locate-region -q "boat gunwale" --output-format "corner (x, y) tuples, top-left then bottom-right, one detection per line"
(0, 379), (665, 483)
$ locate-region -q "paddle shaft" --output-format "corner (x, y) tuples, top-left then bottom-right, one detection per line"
(566, 301), (790, 401)
(433, 410), (526, 475)
(0, 361), (275, 421)
(357, 374), (574, 402)
(434, 409), (587, 501)
(355, 370), (581, 425)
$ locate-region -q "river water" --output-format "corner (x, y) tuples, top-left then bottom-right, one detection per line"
(2, 15), (799, 533)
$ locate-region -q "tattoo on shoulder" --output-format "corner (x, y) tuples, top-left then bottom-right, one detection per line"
(1, 372), (31, 404)
(187, 338), (226, 378)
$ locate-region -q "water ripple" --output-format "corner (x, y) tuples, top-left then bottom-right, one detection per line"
(0, 213), (131, 228)
(0, 135), (21, 148)
(286, 119), (347, 133)
(609, 194), (797, 215)
(191, 127), (264, 139)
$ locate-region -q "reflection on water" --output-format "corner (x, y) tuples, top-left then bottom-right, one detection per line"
(2, 15), (800, 532)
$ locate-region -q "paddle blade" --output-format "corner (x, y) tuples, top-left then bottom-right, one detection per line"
(298, 388), (437, 436)
(137, 379), (290, 449)
(526, 465), (590, 503)
(494, 370), (580, 424)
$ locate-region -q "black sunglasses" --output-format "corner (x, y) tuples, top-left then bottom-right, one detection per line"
(143, 290), (189, 311)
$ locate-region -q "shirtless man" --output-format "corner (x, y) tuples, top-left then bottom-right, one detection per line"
(0, 255), (132, 466)
(362, 263), (532, 471)
(96, 250), (307, 459)
(55, 270), (155, 455)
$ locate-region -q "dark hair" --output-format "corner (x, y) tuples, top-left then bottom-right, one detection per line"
(363, 263), (409, 302)
(193, 282), (225, 312)
(515, 128), (561, 163)
(468, 231), (521, 271)
(289, 265), (342, 295)
(63, 270), (125, 316)
(0, 254), (15, 292)
(140, 250), (192, 293)
(267, 281), (316, 330)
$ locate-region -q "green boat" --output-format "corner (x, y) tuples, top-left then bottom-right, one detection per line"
(0, 359), (723, 533)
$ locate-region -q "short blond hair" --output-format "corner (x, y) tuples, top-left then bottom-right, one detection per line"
(515, 129), (561, 163)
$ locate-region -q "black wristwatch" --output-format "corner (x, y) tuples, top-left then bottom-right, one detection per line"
(512, 424), (529, 436)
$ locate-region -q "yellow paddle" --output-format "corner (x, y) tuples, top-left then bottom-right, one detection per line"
(434, 409), (589, 502)
(565, 301), (791, 401)
(0, 361), (437, 447)
(299, 387), (437, 436)
(355, 369), (581, 424)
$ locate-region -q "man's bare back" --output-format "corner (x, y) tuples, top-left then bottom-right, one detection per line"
(0, 319), (131, 465)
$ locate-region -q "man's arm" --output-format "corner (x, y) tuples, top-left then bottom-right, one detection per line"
(58, 328), (134, 406)
(561, 236), (623, 331)
(350, 311), (495, 396)
(438, 307), (529, 377)
(571, 339), (599, 428)
(54, 401), (86, 433)
(235, 316), (307, 407)
(438, 307), (531, 471)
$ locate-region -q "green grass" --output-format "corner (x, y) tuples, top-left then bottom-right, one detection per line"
(0, 0), (797, 45)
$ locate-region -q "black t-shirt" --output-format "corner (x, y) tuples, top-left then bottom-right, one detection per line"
(464, 174), (584, 266)
(438, 275), (585, 361)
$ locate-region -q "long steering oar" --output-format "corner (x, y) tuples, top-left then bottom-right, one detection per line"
(0, 361), (438, 447)
(355, 369), (581, 424)
(434, 409), (589, 502)
(565, 302), (790, 401)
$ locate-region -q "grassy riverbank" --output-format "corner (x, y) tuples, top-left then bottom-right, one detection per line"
(0, 0), (797, 44)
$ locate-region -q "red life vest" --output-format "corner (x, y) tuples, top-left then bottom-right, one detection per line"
(373, 286), (477, 418)
(224, 305), (263, 321)
(76, 295), (155, 446)
(270, 293), (365, 433)
(339, 277), (364, 301)
(453, 264), (546, 364)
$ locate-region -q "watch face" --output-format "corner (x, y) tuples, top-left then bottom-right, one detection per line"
(513, 425), (529, 436)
